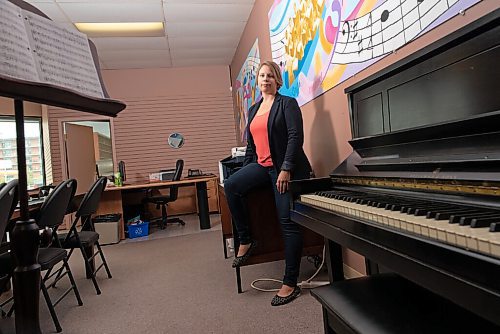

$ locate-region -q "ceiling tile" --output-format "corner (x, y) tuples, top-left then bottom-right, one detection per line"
(172, 57), (230, 67)
(57, 2), (164, 22)
(102, 58), (172, 70)
(99, 49), (171, 62)
(57, 22), (79, 31)
(164, 3), (253, 22)
(166, 21), (245, 38)
(171, 47), (235, 59)
(22, 0), (257, 70)
(90, 37), (169, 50)
(26, 2), (69, 21)
(168, 36), (239, 49)
(57, 0), (159, 2)
(164, 0), (254, 3)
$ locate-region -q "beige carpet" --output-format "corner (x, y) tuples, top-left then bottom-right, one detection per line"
(1, 227), (325, 334)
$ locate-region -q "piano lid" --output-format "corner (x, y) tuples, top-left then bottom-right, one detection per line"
(335, 10), (500, 186)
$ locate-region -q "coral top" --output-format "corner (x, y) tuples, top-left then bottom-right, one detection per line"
(249, 109), (273, 167)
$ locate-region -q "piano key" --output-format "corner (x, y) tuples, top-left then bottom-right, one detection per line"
(490, 223), (500, 232)
(356, 198), (369, 205)
(401, 204), (429, 214)
(387, 203), (401, 211)
(448, 210), (489, 224)
(470, 216), (500, 228)
(489, 235), (500, 257)
(372, 201), (389, 208)
(459, 213), (500, 226)
(301, 193), (500, 260)
(400, 201), (436, 214)
(412, 204), (452, 216)
(464, 227), (497, 253)
(431, 208), (477, 220)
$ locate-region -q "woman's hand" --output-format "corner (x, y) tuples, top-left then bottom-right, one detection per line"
(276, 170), (291, 194)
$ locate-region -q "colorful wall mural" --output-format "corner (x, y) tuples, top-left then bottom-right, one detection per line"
(234, 39), (261, 142)
(268, 0), (481, 106)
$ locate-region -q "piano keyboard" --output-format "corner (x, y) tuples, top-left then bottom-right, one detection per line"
(300, 191), (500, 259)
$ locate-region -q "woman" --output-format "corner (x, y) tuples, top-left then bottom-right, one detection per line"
(224, 60), (312, 306)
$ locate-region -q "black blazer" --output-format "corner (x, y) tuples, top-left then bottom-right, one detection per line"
(244, 93), (312, 180)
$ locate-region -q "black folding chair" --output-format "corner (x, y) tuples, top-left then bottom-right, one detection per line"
(34, 179), (83, 332)
(58, 177), (112, 295)
(0, 180), (18, 316)
(2, 179), (83, 332)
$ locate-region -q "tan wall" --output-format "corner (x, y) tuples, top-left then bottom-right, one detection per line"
(47, 65), (236, 184)
(0, 97), (42, 117)
(41, 105), (52, 185)
(230, 0), (496, 275)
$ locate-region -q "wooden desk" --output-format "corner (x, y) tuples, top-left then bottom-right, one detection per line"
(10, 198), (45, 221)
(98, 176), (218, 239)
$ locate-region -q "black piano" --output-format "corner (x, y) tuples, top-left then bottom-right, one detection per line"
(290, 9), (500, 331)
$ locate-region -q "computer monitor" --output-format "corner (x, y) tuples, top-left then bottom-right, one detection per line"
(118, 160), (126, 181)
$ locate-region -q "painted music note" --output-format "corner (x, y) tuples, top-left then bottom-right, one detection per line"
(332, 0), (460, 65)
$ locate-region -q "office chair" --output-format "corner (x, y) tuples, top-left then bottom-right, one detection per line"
(143, 159), (185, 229)
(57, 177), (112, 295)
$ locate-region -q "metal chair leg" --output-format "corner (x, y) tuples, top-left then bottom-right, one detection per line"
(79, 245), (101, 295)
(63, 259), (83, 306)
(41, 282), (62, 333)
(52, 248), (74, 287)
(95, 242), (112, 279)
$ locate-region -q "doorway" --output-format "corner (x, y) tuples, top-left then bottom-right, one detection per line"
(63, 120), (114, 194)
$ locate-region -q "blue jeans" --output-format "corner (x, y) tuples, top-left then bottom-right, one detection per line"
(224, 163), (303, 287)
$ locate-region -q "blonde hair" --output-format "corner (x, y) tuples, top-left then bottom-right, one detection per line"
(257, 61), (283, 90)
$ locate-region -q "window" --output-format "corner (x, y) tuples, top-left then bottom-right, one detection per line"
(0, 117), (45, 189)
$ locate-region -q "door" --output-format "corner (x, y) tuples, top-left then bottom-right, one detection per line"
(65, 123), (96, 194)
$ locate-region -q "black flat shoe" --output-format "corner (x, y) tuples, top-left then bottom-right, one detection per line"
(271, 286), (301, 306)
(232, 241), (257, 268)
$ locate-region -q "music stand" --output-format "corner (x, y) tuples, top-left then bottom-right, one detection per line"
(0, 1), (126, 333)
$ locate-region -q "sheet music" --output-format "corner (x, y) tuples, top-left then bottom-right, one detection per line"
(0, 0), (39, 82)
(23, 11), (104, 98)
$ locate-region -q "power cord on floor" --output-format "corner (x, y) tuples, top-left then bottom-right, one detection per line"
(250, 245), (329, 292)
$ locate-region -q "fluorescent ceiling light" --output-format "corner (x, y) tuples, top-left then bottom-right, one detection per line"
(75, 22), (164, 37)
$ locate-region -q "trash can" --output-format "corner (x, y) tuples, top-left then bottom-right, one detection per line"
(93, 214), (121, 245)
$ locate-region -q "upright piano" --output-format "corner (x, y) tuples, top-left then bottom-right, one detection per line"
(290, 10), (500, 327)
